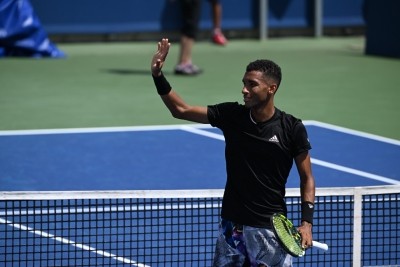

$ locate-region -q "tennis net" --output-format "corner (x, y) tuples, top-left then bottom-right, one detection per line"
(1, 186), (399, 267)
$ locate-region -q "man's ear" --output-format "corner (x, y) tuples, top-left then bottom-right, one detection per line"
(268, 84), (278, 95)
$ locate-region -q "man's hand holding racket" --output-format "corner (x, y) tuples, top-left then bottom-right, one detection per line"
(151, 38), (171, 77)
(271, 213), (328, 257)
(298, 220), (313, 249)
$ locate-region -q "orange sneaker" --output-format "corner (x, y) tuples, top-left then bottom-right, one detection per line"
(212, 31), (228, 46)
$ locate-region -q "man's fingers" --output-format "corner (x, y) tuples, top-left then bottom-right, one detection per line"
(155, 40), (170, 61)
(159, 39), (170, 56)
(151, 39), (170, 74)
(301, 240), (313, 249)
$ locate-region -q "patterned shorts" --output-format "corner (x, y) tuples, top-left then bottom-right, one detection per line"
(212, 219), (292, 267)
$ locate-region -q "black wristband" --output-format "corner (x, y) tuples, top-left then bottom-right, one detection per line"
(152, 72), (172, 95)
(301, 201), (314, 224)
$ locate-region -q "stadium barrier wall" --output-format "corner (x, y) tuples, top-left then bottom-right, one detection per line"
(29, 0), (365, 37)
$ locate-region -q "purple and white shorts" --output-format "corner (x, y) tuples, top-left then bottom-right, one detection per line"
(212, 219), (292, 267)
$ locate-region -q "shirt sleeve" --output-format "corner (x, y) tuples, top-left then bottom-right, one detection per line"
(207, 102), (239, 128)
(292, 120), (312, 156)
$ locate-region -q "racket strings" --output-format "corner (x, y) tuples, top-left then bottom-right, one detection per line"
(274, 216), (305, 257)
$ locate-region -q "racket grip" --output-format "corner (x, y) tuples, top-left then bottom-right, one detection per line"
(312, 241), (329, 251)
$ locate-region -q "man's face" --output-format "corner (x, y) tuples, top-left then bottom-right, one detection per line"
(242, 71), (274, 108)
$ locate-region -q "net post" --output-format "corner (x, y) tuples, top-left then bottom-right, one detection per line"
(352, 188), (362, 267)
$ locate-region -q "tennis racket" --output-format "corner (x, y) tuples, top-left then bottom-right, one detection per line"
(271, 213), (329, 257)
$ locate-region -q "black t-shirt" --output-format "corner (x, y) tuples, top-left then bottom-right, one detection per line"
(207, 102), (311, 228)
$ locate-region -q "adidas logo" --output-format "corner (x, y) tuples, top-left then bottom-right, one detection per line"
(268, 135), (279, 143)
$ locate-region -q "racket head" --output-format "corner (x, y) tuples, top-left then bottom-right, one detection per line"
(271, 213), (305, 257)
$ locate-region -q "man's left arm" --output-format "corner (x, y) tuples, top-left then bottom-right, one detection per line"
(294, 151), (316, 249)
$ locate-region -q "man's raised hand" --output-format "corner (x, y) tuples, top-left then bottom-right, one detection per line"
(151, 38), (171, 77)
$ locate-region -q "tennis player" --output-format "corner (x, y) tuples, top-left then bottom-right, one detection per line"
(151, 38), (316, 267)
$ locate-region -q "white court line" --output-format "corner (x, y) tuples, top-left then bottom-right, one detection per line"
(179, 125), (225, 141)
(0, 124), (212, 136)
(0, 218), (150, 267)
(305, 120), (400, 146)
(311, 158), (400, 185)
(179, 125), (400, 185)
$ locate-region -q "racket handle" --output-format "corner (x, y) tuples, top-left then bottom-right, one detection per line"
(312, 241), (329, 251)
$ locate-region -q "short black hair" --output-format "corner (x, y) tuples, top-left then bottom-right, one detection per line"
(246, 59), (282, 88)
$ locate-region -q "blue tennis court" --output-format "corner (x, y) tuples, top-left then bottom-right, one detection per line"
(1, 121), (399, 267)
(0, 121), (399, 191)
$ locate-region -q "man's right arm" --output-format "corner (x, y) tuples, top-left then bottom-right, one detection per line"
(151, 38), (209, 124)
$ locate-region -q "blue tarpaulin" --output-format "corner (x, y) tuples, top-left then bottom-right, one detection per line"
(0, 0), (65, 58)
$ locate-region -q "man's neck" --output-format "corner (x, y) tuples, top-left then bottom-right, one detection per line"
(250, 104), (275, 123)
